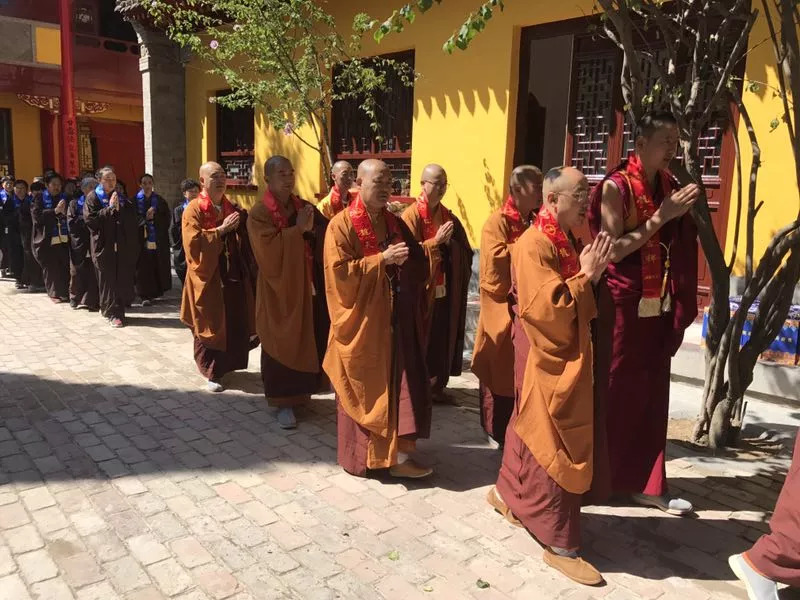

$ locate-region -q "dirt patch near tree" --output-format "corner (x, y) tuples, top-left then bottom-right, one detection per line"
(668, 417), (786, 460)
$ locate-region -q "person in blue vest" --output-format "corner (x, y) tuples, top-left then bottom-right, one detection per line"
(134, 174), (172, 306)
(31, 172), (70, 302)
(1, 176), (25, 288)
(84, 166), (140, 328)
(171, 178), (200, 286)
(67, 177), (100, 311)
(0, 175), (13, 277)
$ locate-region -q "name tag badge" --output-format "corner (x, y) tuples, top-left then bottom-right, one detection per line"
(114, 243), (118, 252)
(146, 241), (157, 250)
(51, 236), (63, 245)
(435, 284), (447, 299)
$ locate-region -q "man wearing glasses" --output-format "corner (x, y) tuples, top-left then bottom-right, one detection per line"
(402, 164), (473, 403)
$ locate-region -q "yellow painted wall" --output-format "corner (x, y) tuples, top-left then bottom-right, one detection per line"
(726, 10), (800, 275)
(0, 93), (43, 182)
(34, 25), (61, 66)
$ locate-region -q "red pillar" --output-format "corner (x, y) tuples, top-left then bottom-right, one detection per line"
(59, 0), (79, 178)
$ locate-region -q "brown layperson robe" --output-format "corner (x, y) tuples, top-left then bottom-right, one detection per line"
(247, 197), (329, 406)
(402, 201), (473, 397)
(323, 206), (431, 476)
(67, 196), (99, 309)
(180, 198), (257, 381)
(495, 228), (597, 551)
(471, 209), (524, 442)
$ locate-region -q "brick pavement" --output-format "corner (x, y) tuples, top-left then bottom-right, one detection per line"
(0, 282), (797, 600)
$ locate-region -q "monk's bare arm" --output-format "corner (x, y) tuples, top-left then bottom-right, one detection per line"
(601, 180), (666, 263)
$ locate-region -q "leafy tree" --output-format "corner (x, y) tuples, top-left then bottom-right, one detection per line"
(139, 0), (415, 185)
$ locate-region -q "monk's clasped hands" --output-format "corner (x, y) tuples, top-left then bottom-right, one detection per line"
(580, 231), (614, 283)
(383, 242), (409, 266)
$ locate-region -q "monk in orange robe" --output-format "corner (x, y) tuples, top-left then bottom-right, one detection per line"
(180, 161), (257, 392)
(317, 161), (354, 220)
(471, 165), (543, 445)
(402, 164), (473, 401)
(247, 156), (329, 429)
(324, 159), (432, 479)
(488, 166), (612, 586)
(729, 428), (800, 598)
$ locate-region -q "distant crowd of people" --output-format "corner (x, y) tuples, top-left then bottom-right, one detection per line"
(0, 168), (201, 327)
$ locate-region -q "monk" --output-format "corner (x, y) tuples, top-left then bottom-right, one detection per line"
(729, 429), (800, 599)
(247, 156), (329, 429)
(488, 166), (612, 585)
(317, 161), (354, 220)
(324, 159), (432, 479)
(181, 161), (257, 392)
(1, 177), (26, 289)
(589, 111), (700, 514)
(134, 174), (172, 305)
(32, 172), (70, 303)
(20, 181), (45, 293)
(66, 177), (99, 311)
(84, 166), (141, 327)
(471, 165), (543, 445)
(171, 178), (200, 286)
(402, 164), (473, 401)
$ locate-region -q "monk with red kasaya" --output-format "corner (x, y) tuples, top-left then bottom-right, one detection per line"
(324, 159), (432, 479)
(471, 165), (543, 445)
(588, 111), (700, 514)
(488, 166), (612, 586)
(402, 164), (473, 402)
(180, 161), (257, 392)
(317, 161), (354, 220)
(247, 156), (330, 430)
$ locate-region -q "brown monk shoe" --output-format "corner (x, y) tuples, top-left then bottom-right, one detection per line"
(389, 459), (433, 479)
(486, 486), (523, 528)
(542, 548), (604, 586)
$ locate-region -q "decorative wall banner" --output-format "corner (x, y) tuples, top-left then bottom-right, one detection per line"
(16, 94), (110, 115)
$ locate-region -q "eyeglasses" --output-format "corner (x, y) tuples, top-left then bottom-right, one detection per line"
(557, 190), (589, 203)
(422, 180), (449, 190)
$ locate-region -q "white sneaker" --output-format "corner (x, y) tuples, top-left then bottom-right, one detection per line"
(631, 493), (693, 516)
(206, 379), (223, 393)
(277, 407), (297, 429)
(728, 554), (779, 600)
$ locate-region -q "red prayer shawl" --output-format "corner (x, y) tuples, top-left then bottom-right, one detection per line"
(417, 190), (452, 287)
(198, 190), (236, 231)
(348, 194), (401, 258)
(617, 155), (674, 317)
(502, 195), (528, 243)
(534, 208), (580, 280)
(261, 189), (315, 293)
(329, 187), (350, 215)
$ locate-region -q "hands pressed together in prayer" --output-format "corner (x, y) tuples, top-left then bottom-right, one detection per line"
(217, 211), (240, 236)
(435, 221), (455, 245)
(658, 183), (700, 221)
(55, 199), (67, 216)
(580, 231), (614, 283)
(383, 242), (410, 266)
(109, 191), (120, 210)
(146, 206), (156, 221)
(296, 205), (315, 233)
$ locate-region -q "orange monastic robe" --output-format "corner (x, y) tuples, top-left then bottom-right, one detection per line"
(323, 202), (430, 475)
(471, 207), (526, 442)
(496, 226), (596, 551)
(247, 196), (329, 406)
(317, 188), (352, 220)
(180, 197), (257, 380)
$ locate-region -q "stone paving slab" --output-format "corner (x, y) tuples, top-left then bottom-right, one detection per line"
(0, 281), (799, 600)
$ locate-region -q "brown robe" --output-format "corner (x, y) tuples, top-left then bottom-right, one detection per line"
(323, 208), (430, 476)
(747, 430), (800, 586)
(495, 228), (596, 551)
(31, 191), (70, 300)
(246, 198), (329, 407)
(180, 199), (257, 381)
(19, 196), (44, 289)
(402, 202), (473, 395)
(67, 197), (99, 309)
(471, 209), (520, 442)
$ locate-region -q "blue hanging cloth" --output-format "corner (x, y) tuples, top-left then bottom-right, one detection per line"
(135, 190), (159, 250)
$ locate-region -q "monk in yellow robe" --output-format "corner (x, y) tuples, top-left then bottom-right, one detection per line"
(488, 166), (612, 586)
(402, 164), (473, 402)
(317, 161), (354, 220)
(324, 159), (432, 479)
(180, 161), (258, 391)
(247, 156), (329, 429)
(471, 165), (543, 445)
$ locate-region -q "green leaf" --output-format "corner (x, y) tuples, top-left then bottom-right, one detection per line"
(388, 550), (400, 561)
(769, 117), (781, 132)
(443, 37), (456, 54)
(476, 578), (491, 589)
(418, 0), (434, 11)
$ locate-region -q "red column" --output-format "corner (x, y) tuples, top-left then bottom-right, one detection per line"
(59, 0), (79, 178)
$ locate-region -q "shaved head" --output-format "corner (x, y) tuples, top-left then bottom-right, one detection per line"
(198, 161), (227, 201)
(542, 165), (589, 230)
(421, 163), (445, 181)
(509, 164), (543, 193)
(265, 155), (292, 178)
(358, 160), (392, 213)
(332, 160), (352, 174)
(331, 160), (354, 195)
(420, 163), (448, 206)
(265, 155), (295, 201)
(199, 161), (223, 180)
(357, 159), (386, 180)
(508, 164), (543, 219)
(542, 166), (584, 197)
